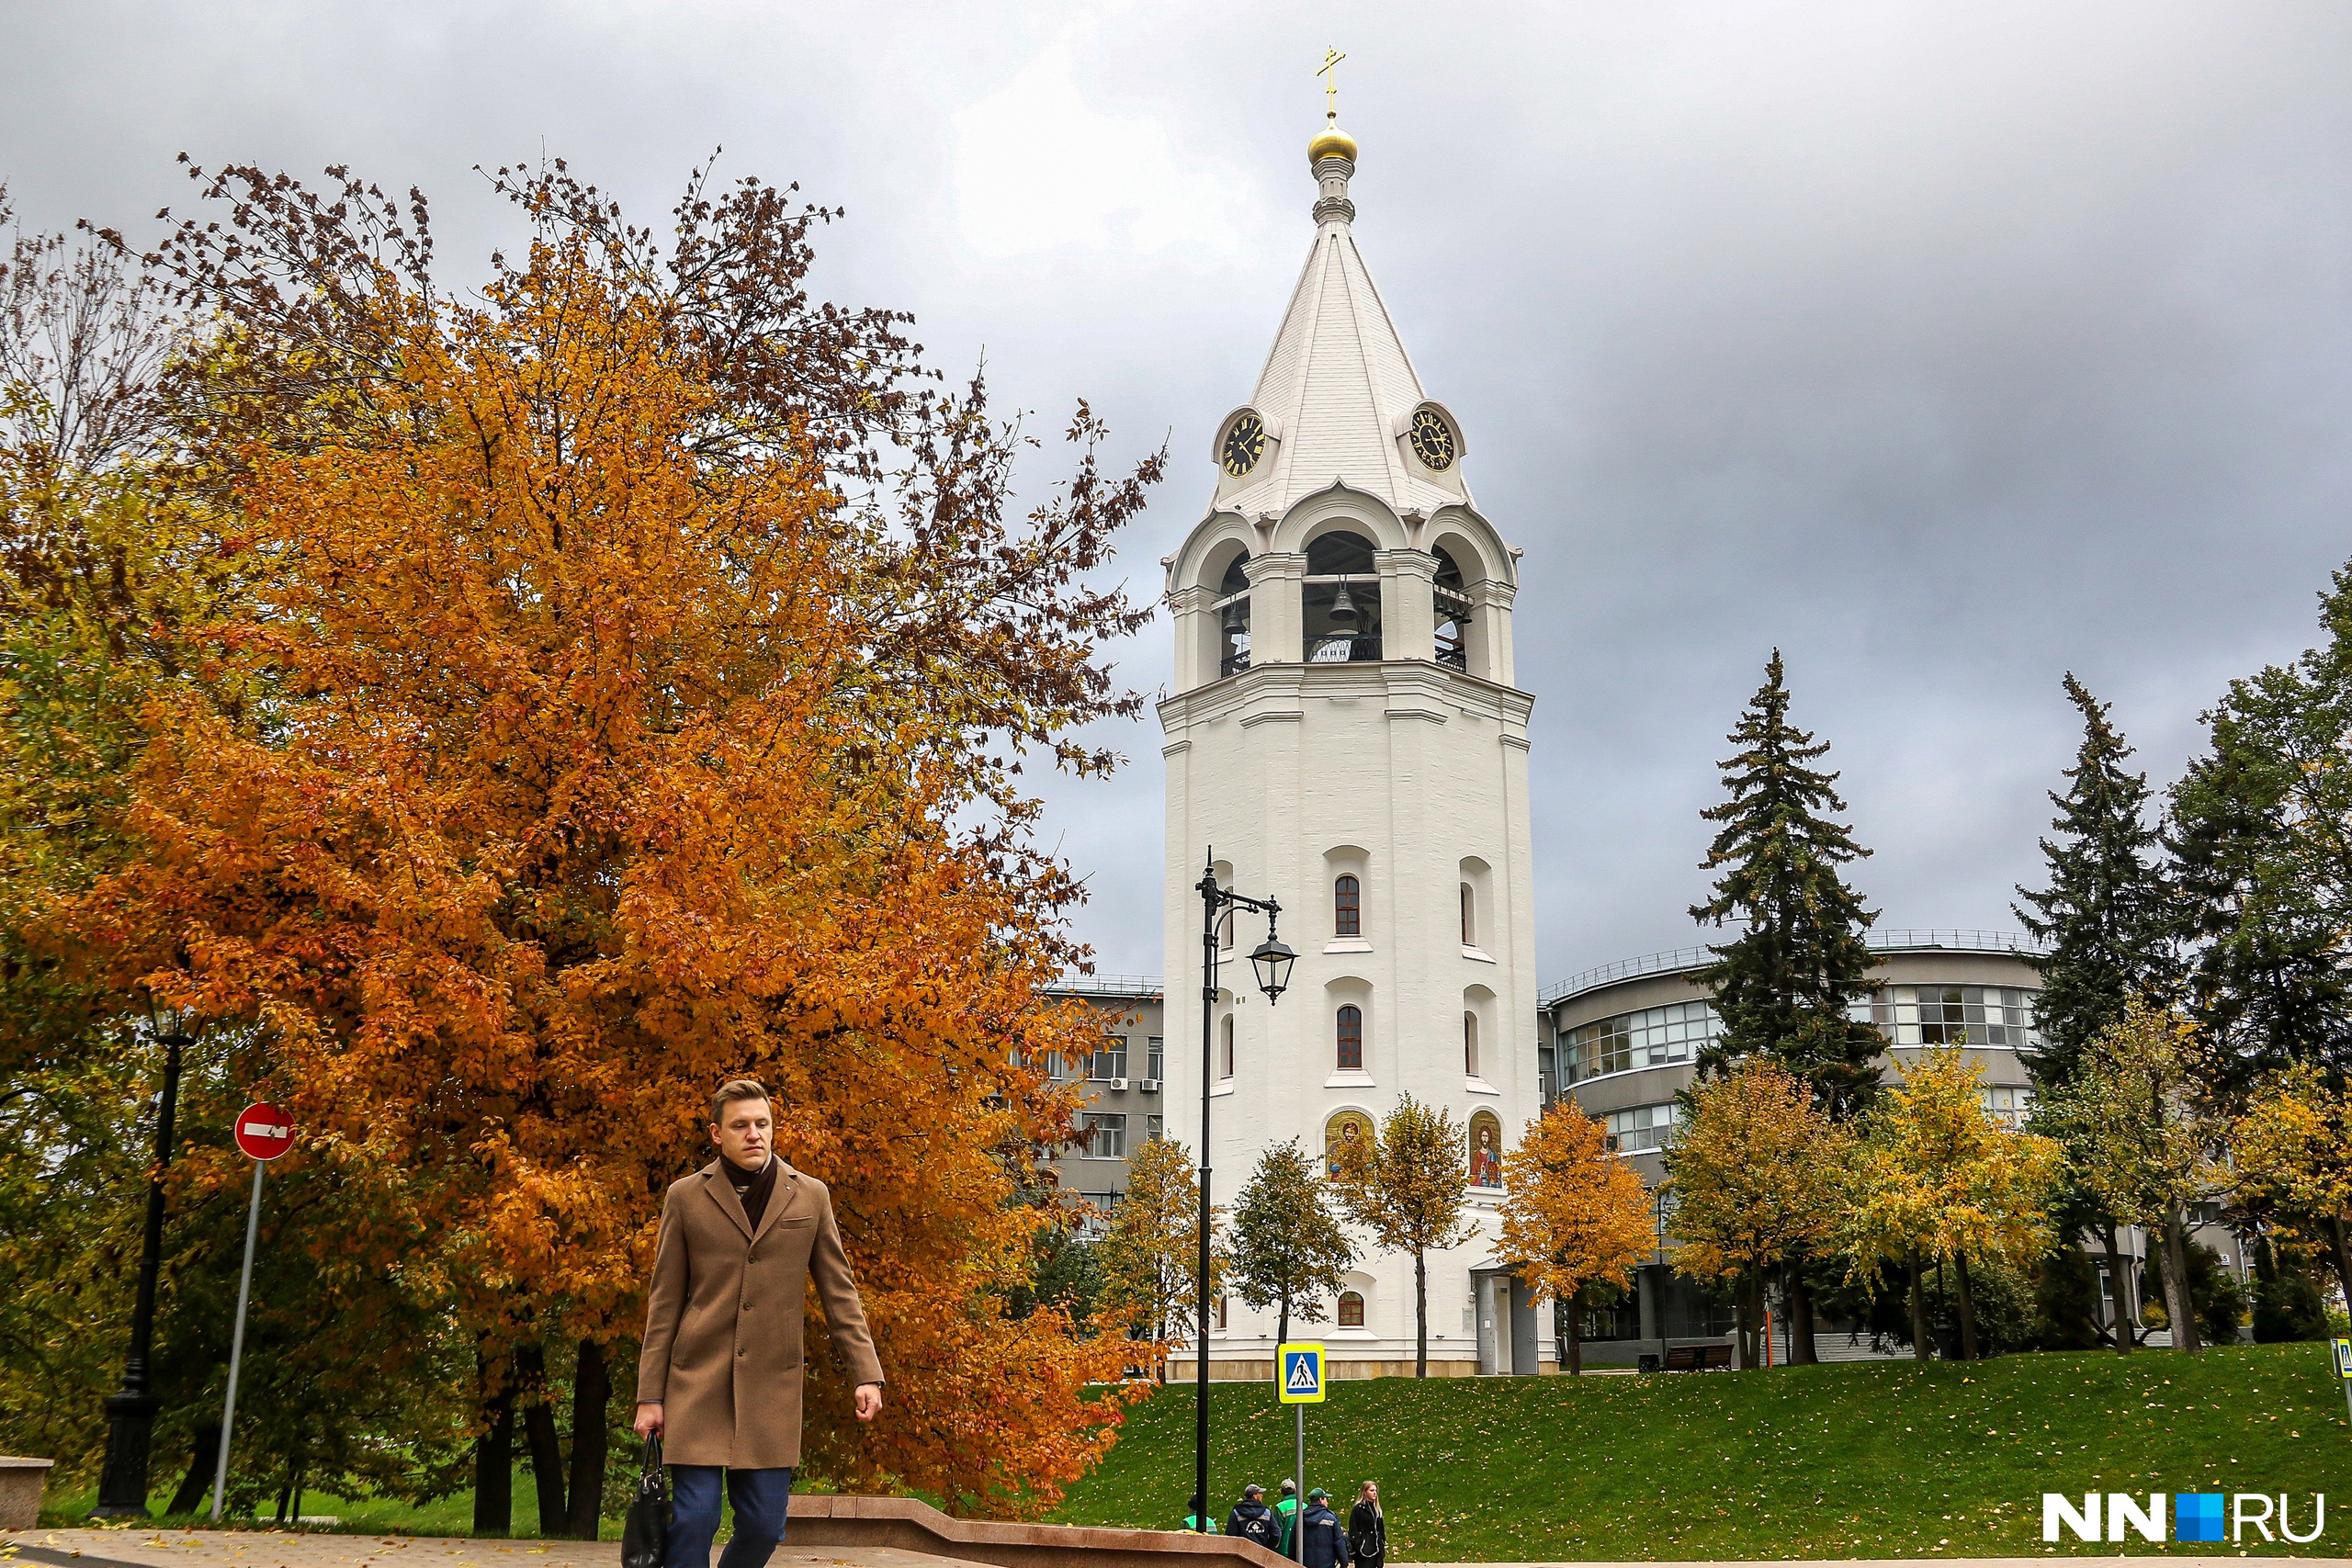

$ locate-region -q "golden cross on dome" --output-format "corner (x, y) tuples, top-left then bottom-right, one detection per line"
(1317, 48), (1347, 118)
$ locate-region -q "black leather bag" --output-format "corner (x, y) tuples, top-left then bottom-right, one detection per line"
(621, 1435), (670, 1568)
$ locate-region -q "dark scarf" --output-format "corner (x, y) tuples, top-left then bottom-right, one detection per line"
(724, 1154), (778, 1231)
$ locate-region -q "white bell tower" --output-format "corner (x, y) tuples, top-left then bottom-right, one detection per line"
(1161, 107), (1541, 1378)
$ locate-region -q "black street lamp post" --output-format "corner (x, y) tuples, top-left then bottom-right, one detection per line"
(1193, 851), (1295, 1531)
(92, 1006), (193, 1518)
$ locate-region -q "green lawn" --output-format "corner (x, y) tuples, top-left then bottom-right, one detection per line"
(40, 1470), (600, 1538)
(1049, 1344), (2352, 1560)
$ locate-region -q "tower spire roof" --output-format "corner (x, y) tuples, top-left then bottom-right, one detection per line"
(1216, 111), (1470, 521)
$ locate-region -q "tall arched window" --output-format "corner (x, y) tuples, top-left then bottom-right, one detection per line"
(1460, 882), (1476, 944)
(1338, 1291), (1365, 1327)
(1334, 874), (1361, 938)
(1219, 1015), (1235, 1080)
(1336, 1005), (1363, 1071)
(1464, 1011), (1480, 1077)
(1219, 908), (1235, 952)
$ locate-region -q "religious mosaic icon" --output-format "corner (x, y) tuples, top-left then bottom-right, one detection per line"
(1221, 411), (1268, 476)
(1468, 1111), (1503, 1188)
(1408, 407), (1456, 471)
(1325, 1110), (1375, 1179)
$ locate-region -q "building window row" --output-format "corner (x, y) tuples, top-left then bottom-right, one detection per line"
(1854, 985), (2039, 1050)
(1080, 1111), (1165, 1159)
(1046, 1035), (1163, 1083)
(1564, 999), (1720, 1083)
(1322, 866), (1484, 943)
(1983, 1084), (2032, 1126)
(1605, 1102), (1678, 1154)
(1563, 983), (2042, 1084)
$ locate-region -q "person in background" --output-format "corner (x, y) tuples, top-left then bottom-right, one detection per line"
(1276, 1479), (1300, 1556)
(1347, 1482), (1386, 1568)
(1298, 1488), (1349, 1568)
(1183, 1493), (1218, 1533)
(1227, 1483), (1281, 1551)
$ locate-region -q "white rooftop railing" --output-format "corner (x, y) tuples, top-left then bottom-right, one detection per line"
(1044, 974), (1165, 998)
(1537, 929), (2047, 1008)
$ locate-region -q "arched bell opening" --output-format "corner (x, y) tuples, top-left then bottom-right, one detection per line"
(1303, 529), (1382, 663)
(1214, 549), (1252, 679)
(1433, 544), (1473, 674)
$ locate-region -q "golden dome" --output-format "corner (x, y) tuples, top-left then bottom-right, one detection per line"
(1308, 113), (1357, 165)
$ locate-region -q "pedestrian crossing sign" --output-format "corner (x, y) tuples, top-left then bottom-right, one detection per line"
(1278, 1342), (1326, 1404)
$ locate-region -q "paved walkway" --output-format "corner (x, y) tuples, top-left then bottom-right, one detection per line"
(9, 1538), (2348, 1568)
(0, 1533), (968, 1568)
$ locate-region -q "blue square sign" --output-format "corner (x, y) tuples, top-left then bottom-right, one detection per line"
(1278, 1342), (1325, 1404)
(2176, 1494), (2224, 1543)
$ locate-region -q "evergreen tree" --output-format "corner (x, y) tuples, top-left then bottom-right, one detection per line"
(2169, 739), (2349, 1098)
(1228, 1138), (1354, 1348)
(2012, 674), (2177, 1089)
(2166, 567), (2352, 1092)
(1689, 651), (1883, 1118)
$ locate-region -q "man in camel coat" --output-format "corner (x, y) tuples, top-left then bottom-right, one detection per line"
(636, 1078), (884, 1568)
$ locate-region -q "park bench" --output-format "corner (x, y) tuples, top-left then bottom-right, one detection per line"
(1658, 1342), (1733, 1371)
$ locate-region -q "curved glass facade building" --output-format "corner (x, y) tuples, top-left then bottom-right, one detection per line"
(1536, 931), (2049, 1361)
(1532, 929), (2249, 1364)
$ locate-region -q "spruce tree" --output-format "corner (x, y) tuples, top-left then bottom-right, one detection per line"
(2169, 739), (2350, 1097)
(2166, 567), (2352, 1092)
(2011, 674), (2177, 1089)
(1690, 650), (1883, 1118)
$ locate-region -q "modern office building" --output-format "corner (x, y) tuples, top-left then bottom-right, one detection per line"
(1536, 930), (2247, 1363)
(1038, 977), (1165, 1236)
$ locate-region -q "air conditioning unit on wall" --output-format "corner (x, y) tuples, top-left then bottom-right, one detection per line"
(1136, 1078), (1160, 1094)
(1110, 1077), (1128, 1091)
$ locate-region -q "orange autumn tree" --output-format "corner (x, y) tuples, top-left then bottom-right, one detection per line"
(1496, 1102), (1654, 1373)
(71, 159), (1160, 1519)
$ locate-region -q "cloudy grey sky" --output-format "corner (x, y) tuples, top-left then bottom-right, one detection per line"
(7, 2), (2350, 987)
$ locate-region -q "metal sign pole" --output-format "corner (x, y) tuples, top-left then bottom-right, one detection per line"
(1278, 1343), (1324, 1561)
(208, 1160), (266, 1522)
(1294, 1404), (1305, 1562)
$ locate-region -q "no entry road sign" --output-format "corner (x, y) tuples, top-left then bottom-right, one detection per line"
(1279, 1342), (1326, 1404)
(233, 1102), (294, 1162)
(212, 1100), (295, 1520)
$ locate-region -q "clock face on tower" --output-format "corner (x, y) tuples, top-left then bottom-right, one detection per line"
(1220, 412), (1268, 477)
(1408, 407), (1456, 472)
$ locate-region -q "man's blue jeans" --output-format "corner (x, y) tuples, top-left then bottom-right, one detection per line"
(667, 1465), (795, 1568)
